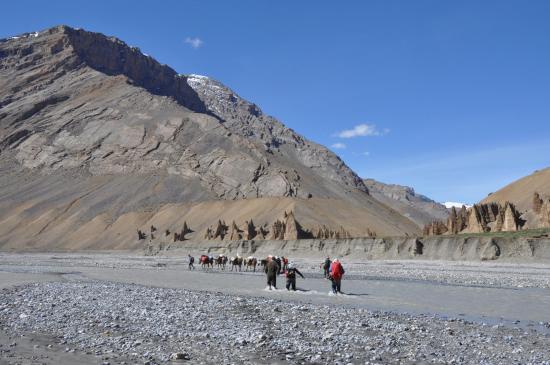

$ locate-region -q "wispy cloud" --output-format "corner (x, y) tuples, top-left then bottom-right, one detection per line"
(331, 143), (346, 149)
(334, 123), (388, 138)
(184, 37), (203, 49)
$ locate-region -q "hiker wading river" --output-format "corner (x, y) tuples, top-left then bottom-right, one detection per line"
(265, 255), (280, 290)
(285, 262), (305, 291)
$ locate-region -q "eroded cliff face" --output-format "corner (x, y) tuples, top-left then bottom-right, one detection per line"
(0, 26), (420, 249)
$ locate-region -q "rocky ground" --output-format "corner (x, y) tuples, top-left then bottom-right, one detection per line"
(1, 253), (550, 364)
(1, 280), (550, 365)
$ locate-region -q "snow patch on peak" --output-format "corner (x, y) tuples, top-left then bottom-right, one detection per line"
(188, 74), (209, 80)
(444, 202), (472, 209)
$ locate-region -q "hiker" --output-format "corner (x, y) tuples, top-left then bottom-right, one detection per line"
(274, 256), (282, 274)
(264, 255), (280, 290)
(285, 262), (305, 291)
(322, 257), (331, 278)
(281, 256), (289, 272)
(188, 254), (195, 270)
(329, 258), (345, 294)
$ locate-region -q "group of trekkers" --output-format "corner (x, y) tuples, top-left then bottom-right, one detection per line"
(187, 253), (346, 294)
(264, 255), (346, 294)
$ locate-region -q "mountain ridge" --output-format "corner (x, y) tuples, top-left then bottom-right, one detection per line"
(363, 178), (449, 227)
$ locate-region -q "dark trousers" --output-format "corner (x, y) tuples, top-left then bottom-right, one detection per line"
(331, 279), (341, 293)
(286, 277), (296, 291)
(267, 274), (277, 288)
(188, 263), (194, 270)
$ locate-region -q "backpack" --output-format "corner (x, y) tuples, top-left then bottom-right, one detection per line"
(331, 262), (344, 280)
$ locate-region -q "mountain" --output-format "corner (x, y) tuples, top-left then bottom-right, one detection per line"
(0, 26), (419, 250)
(481, 168), (550, 212)
(363, 179), (449, 227)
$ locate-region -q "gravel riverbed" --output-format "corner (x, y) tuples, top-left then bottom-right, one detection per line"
(1, 281), (550, 365)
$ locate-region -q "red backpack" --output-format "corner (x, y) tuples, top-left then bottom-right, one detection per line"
(331, 261), (344, 280)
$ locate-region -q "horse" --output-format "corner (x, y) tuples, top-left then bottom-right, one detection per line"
(199, 255), (214, 270)
(216, 255), (228, 270)
(230, 256), (243, 272)
(244, 257), (258, 272)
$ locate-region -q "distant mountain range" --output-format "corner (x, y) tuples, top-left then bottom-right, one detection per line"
(363, 179), (450, 227)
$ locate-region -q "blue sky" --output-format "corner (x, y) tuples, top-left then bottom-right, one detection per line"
(2, 1), (549, 203)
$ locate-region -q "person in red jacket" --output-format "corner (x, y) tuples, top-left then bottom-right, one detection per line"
(329, 258), (345, 294)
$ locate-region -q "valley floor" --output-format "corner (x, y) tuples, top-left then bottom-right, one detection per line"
(1, 253), (550, 364)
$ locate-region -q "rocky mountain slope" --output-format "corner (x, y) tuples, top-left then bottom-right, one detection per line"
(481, 168), (550, 211)
(363, 179), (449, 227)
(0, 26), (419, 250)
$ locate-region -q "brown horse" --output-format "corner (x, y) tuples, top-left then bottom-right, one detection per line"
(230, 256), (243, 272)
(216, 255), (228, 270)
(244, 257), (258, 272)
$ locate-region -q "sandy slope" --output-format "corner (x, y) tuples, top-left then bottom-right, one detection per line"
(0, 192), (419, 250)
(481, 167), (550, 210)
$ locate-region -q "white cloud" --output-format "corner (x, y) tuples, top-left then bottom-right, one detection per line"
(331, 143), (346, 149)
(362, 151), (370, 156)
(335, 123), (388, 138)
(185, 37), (203, 49)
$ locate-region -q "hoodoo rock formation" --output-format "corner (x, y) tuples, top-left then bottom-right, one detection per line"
(423, 221), (448, 236)
(173, 222), (192, 242)
(315, 225), (353, 239)
(532, 192), (550, 228)
(424, 202), (525, 236)
(540, 201), (550, 228)
(141, 210), (358, 242)
(533, 192), (543, 214)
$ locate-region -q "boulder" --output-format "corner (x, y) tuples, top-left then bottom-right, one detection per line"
(480, 240), (501, 260)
